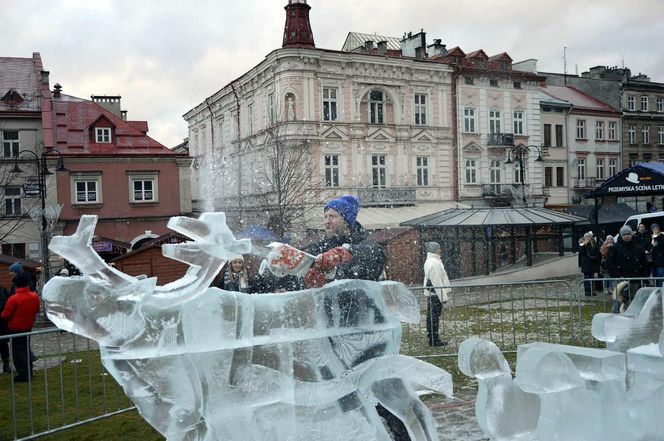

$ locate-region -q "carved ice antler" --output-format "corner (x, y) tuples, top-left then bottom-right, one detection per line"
(49, 215), (136, 287)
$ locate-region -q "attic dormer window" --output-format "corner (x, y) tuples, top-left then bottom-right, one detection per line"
(95, 127), (111, 143)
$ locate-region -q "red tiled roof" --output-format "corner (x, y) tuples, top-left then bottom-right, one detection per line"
(540, 85), (619, 114)
(488, 52), (512, 62)
(51, 94), (176, 155)
(0, 54), (42, 112)
(465, 49), (488, 59)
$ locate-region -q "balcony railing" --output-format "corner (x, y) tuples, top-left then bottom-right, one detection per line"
(356, 187), (416, 207)
(573, 178), (599, 189)
(482, 183), (530, 197)
(487, 133), (514, 146)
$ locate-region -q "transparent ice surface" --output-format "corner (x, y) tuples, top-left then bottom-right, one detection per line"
(592, 288), (662, 352)
(43, 214), (452, 441)
(458, 337), (539, 440)
(460, 287), (664, 441)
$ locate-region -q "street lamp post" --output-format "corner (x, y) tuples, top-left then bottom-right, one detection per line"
(505, 143), (543, 206)
(12, 149), (67, 283)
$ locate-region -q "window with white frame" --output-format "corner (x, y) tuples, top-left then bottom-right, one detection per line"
(95, 127), (111, 143)
(608, 122), (617, 140)
(268, 93), (275, 124)
(247, 103), (253, 134)
(596, 158), (605, 180)
(416, 156), (429, 186)
(489, 110), (501, 134)
(657, 98), (664, 112)
(324, 154), (339, 187)
(627, 95), (635, 111)
(2, 131), (19, 158)
(513, 111), (524, 135)
(513, 161), (527, 183)
(369, 91), (384, 124)
(371, 155), (386, 188)
(71, 174), (102, 204)
(555, 124), (564, 146)
(609, 158), (617, 177)
(323, 87), (338, 122)
(576, 120), (586, 139)
(27, 243), (39, 260)
(577, 158), (586, 180)
(490, 160), (501, 192)
(463, 108), (476, 132)
(641, 95), (649, 111)
(414, 93), (427, 125)
(659, 126), (664, 145)
(128, 172), (158, 203)
(465, 159), (477, 184)
(4, 186), (21, 216)
(643, 125), (650, 144)
(595, 121), (604, 140)
(628, 124), (636, 144)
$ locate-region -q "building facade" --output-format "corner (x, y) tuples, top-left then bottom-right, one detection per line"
(44, 87), (192, 246)
(184, 1), (458, 230)
(541, 85), (621, 204)
(0, 52), (52, 260)
(446, 49), (545, 207)
(538, 88), (572, 205)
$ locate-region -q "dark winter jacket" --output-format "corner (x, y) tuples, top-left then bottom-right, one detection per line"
(635, 231), (652, 252)
(607, 237), (649, 279)
(0, 287), (11, 334)
(578, 241), (601, 274)
(1, 287), (40, 332)
(304, 222), (386, 282)
(651, 233), (664, 268)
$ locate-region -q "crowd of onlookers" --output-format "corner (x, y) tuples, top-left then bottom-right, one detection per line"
(579, 222), (663, 313)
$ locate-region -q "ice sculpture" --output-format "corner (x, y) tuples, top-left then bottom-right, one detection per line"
(43, 213), (453, 441)
(459, 286), (664, 441)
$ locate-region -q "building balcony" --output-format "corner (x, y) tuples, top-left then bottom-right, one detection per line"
(482, 183), (530, 197)
(357, 187), (416, 207)
(487, 133), (515, 146)
(573, 178), (600, 189)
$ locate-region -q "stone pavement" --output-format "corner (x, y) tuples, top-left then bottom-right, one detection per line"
(428, 389), (488, 441)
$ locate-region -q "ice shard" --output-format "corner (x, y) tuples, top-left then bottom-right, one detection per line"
(43, 213), (452, 441)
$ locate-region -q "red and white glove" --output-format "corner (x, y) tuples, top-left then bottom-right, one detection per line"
(313, 246), (352, 273)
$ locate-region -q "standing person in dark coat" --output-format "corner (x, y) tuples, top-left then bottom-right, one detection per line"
(578, 232), (601, 296)
(650, 224), (664, 287)
(607, 225), (649, 309)
(635, 223), (651, 251)
(0, 286), (12, 373)
(1, 273), (40, 382)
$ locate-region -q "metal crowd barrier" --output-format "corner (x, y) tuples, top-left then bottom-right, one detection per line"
(573, 276), (662, 347)
(403, 280), (584, 359)
(0, 328), (135, 441)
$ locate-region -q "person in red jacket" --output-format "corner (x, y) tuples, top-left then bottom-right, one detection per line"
(1, 273), (40, 382)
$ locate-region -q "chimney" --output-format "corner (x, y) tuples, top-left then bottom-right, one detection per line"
(53, 83), (62, 98)
(282, 0), (315, 48)
(400, 29), (427, 57)
(121, 110), (128, 121)
(364, 40), (374, 51)
(91, 95), (123, 118)
(428, 39), (447, 57)
(377, 41), (388, 55)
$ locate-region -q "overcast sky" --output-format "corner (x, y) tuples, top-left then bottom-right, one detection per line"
(3, 0), (663, 147)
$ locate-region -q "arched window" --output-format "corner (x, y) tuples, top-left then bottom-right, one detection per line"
(369, 90), (384, 124)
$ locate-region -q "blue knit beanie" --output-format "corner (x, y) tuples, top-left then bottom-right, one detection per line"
(9, 262), (23, 274)
(324, 195), (360, 228)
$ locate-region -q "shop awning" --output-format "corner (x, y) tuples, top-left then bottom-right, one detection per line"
(358, 202), (469, 229)
(584, 162), (664, 199)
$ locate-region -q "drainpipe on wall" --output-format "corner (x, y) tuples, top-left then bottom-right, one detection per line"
(205, 97), (215, 209)
(231, 82), (242, 222)
(451, 66), (460, 202)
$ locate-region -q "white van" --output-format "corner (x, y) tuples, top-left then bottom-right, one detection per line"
(622, 211), (664, 233)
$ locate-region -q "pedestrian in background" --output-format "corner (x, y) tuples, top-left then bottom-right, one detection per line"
(578, 232), (601, 296)
(600, 235), (615, 295)
(423, 242), (450, 347)
(650, 224), (664, 287)
(215, 257), (252, 293)
(607, 225), (649, 309)
(0, 285), (12, 373)
(1, 273), (40, 382)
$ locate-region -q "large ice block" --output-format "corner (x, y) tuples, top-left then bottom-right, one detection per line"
(592, 288), (662, 352)
(43, 214), (452, 441)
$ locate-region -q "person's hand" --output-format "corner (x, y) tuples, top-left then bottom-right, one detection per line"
(313, 246), (352, 273)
